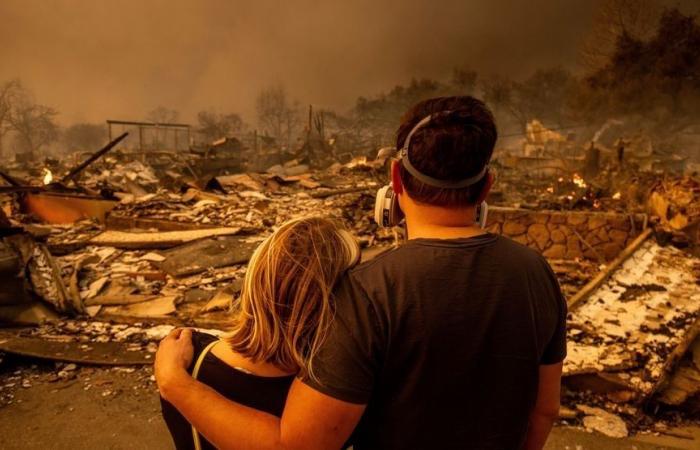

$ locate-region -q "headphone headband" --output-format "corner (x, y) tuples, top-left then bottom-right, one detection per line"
(399, 111), (488, 189)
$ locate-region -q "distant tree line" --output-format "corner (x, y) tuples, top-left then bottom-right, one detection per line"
(350, 3), (700, 145)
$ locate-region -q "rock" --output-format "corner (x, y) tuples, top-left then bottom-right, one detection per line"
(566, 239), (583, 259)
(584, 248), (602, 260)
(609, 229), (628, 244)
(559, 225), (573, 237)
(532, 213), (549, 224)
(511, 234), (529, 246)
(487, 211), (505, 223)
(549, 213), (567, 225)
(527, 223), (550, 251)
(610, 216), (631, 231)
(577, 405), (628, 438)
(602, 243), (623, 260)
(486, 223), (501, 235)
(588, 216), (608, 231)
(596, 227), (610, 243)
(567, 214), (587, 226)
(585, 234), (602, 246)
(503, 221), (527, 236)
(56, 370), (77, 380)
(551, 229), (566, 244)
(543, 244), (567, 259)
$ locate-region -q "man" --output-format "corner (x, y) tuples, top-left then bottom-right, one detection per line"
(156, 96), (567, 450)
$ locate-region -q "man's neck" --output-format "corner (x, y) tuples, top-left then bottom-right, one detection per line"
(403, 205), (486, 240)
(405, 222), (486, 240)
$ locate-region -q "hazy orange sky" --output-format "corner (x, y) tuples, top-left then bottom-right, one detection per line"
(0, 0), (695, 126)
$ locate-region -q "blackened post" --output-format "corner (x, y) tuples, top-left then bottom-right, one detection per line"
(61, 132), (129, 184)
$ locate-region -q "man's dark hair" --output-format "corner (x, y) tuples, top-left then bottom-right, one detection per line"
(396, 96), (497, 207)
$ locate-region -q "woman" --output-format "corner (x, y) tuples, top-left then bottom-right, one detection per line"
(160, 216), (360, 450)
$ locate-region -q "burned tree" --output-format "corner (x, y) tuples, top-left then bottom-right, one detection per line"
(581, 0), (661, 70)
(256, 86), (300, 149)
(0, 79), (23, 157)
(196, 110), (244, 143)
(146, 106), (180, 124)
(8, 91), (59, 157)
(450, 67), (478, 95)
(511, 67), (576, 129)
(582, 7), (700, 128)
(63, 123), (107, 152)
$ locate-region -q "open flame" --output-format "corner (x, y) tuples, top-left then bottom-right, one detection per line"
(42, 168), (53, 185)
(612, 192), (622, 200)
(572, 173), (587, 189)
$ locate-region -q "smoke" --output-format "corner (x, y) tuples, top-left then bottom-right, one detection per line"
(0, 0), (639, 126)
(593, 119), (624, 143)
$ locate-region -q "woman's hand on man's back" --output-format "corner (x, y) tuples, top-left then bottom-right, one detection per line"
(155, 328), (195, 400)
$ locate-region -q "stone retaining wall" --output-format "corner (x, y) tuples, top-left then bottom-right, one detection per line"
(486, 207), (647, 261)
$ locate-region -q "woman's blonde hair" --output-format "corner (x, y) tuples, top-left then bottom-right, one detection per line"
(226, 216), (359, 380)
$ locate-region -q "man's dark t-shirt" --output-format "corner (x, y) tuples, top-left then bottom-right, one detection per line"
(303, 234), (567, 450)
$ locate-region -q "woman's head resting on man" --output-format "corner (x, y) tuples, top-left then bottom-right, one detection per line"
(226, 216), (359, 380)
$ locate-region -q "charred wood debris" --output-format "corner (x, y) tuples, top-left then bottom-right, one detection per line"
(0, 122), (699, 440)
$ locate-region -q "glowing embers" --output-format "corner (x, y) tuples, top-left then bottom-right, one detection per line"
(42, 168), (53, 185)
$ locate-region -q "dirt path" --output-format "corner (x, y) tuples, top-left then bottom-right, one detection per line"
(0, 357), (170, 450)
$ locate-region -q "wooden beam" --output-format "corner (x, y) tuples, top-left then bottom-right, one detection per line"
(106, 119), (190, 129)
(648, 320), (700, 402)
(89, 227), (242, 249)
(567, 227), (652, 310)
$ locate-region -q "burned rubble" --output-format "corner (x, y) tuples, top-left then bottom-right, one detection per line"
(0, 125), (699, 442)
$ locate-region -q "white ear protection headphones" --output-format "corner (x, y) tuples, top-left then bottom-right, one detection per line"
(373, 111), (490, 229)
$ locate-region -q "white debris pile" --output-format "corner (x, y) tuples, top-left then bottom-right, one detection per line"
(85, 159), (161, 193)
(565, 240), (700, 397)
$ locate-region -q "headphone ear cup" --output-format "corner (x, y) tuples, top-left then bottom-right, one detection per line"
(374, 185), (403, 228)
(391, 191), (404, 226)
(477, 201), (489, 229)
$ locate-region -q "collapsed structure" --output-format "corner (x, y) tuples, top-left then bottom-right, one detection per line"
(0, 119), (699, 439)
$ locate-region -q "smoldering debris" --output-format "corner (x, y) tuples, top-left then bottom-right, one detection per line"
(0, 124), (699, 439)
